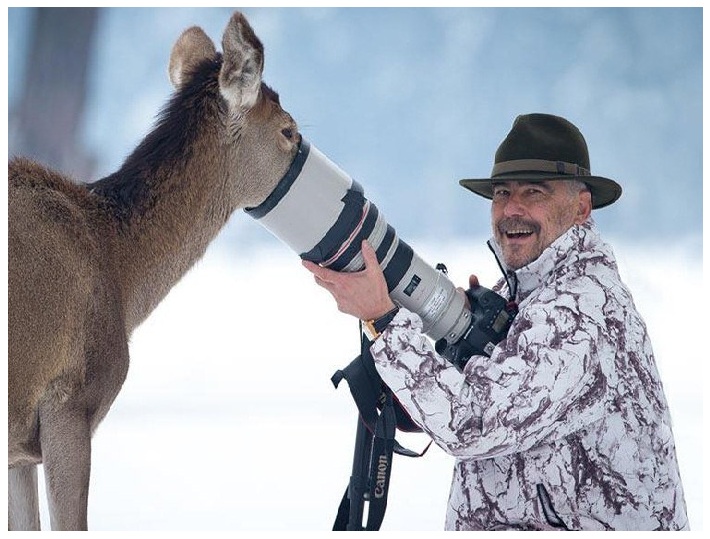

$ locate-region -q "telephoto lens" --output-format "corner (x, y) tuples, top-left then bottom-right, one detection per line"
(245, 138), (473, 346)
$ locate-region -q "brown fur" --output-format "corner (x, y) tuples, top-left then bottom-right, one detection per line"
(8, 12), (299, 530)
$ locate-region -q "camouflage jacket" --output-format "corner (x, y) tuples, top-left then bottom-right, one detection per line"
(371, 220), (688, 530)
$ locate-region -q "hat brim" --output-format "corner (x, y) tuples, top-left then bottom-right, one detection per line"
(459, 172), (622, 209)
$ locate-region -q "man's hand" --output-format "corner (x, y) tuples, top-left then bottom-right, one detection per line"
(457, 275), (480, 309)
(302, 240), (396, 320)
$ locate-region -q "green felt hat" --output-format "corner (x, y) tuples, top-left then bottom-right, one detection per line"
(460, 113), (622, 209)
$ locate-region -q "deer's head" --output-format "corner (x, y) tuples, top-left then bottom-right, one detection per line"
(168, 12), (300, 209)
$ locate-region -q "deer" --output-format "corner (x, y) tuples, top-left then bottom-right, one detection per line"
(8, 11), (300, 530)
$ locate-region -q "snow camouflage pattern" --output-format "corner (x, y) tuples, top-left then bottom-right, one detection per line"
(371, 220), (688, 530)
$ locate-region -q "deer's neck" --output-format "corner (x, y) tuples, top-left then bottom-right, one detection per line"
(117, 160), (233, 331)
(93, 60), (239, 332)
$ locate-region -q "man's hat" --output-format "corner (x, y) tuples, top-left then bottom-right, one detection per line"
(459, 113), (622, 209)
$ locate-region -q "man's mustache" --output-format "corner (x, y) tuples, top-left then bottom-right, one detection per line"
(496, 218), (541, 236)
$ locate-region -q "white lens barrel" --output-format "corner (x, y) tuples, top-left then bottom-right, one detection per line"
(390, 253), (471, 342)
(245, 138), (469, 344)
(247, 142), (353, 254)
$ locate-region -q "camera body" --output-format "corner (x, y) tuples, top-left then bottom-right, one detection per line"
(246, 138), (516, 366)
(435, 285), (517, 369)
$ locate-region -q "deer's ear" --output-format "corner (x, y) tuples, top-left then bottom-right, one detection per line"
(168, 26), (216, 89)
(219, 12), (264, 111)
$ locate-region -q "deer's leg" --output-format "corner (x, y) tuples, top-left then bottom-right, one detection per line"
(39, 402), (91, 531)
(8, 464), (41, 530)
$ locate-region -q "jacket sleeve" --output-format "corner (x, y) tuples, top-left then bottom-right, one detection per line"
(371, 275), (613, 459)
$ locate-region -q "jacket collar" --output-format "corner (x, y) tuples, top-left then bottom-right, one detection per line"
(488, 218), (601, 303)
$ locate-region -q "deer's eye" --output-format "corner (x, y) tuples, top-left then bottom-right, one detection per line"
(281, 127), (293, 140)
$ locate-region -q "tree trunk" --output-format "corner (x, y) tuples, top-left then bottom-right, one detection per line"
(9, 7), (99, 181)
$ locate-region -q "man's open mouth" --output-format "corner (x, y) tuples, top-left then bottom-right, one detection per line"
(505, 228), (534, 239)
(497, 219), (539, 240)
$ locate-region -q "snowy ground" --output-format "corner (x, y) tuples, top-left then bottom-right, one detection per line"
(33, 234), (704, 531)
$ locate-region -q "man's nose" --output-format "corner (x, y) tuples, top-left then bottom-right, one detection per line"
(502, 191), (526, 217)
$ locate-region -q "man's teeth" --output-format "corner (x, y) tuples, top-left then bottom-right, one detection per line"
(507, 229), (533, 235)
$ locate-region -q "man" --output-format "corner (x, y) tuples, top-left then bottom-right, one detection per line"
(303, 113), (688, 530)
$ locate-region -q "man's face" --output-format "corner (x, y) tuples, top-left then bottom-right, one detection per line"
(491, 180), (592, 270)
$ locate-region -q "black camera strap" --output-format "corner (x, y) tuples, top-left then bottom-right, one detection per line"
(331, 333), (430, 531)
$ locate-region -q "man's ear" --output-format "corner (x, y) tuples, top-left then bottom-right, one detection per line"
(575, 190), (593, 224)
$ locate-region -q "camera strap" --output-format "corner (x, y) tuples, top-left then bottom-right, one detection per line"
(331, 333), (430, 531)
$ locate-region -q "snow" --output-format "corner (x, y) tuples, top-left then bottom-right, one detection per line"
(31, 233), (704, 531)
